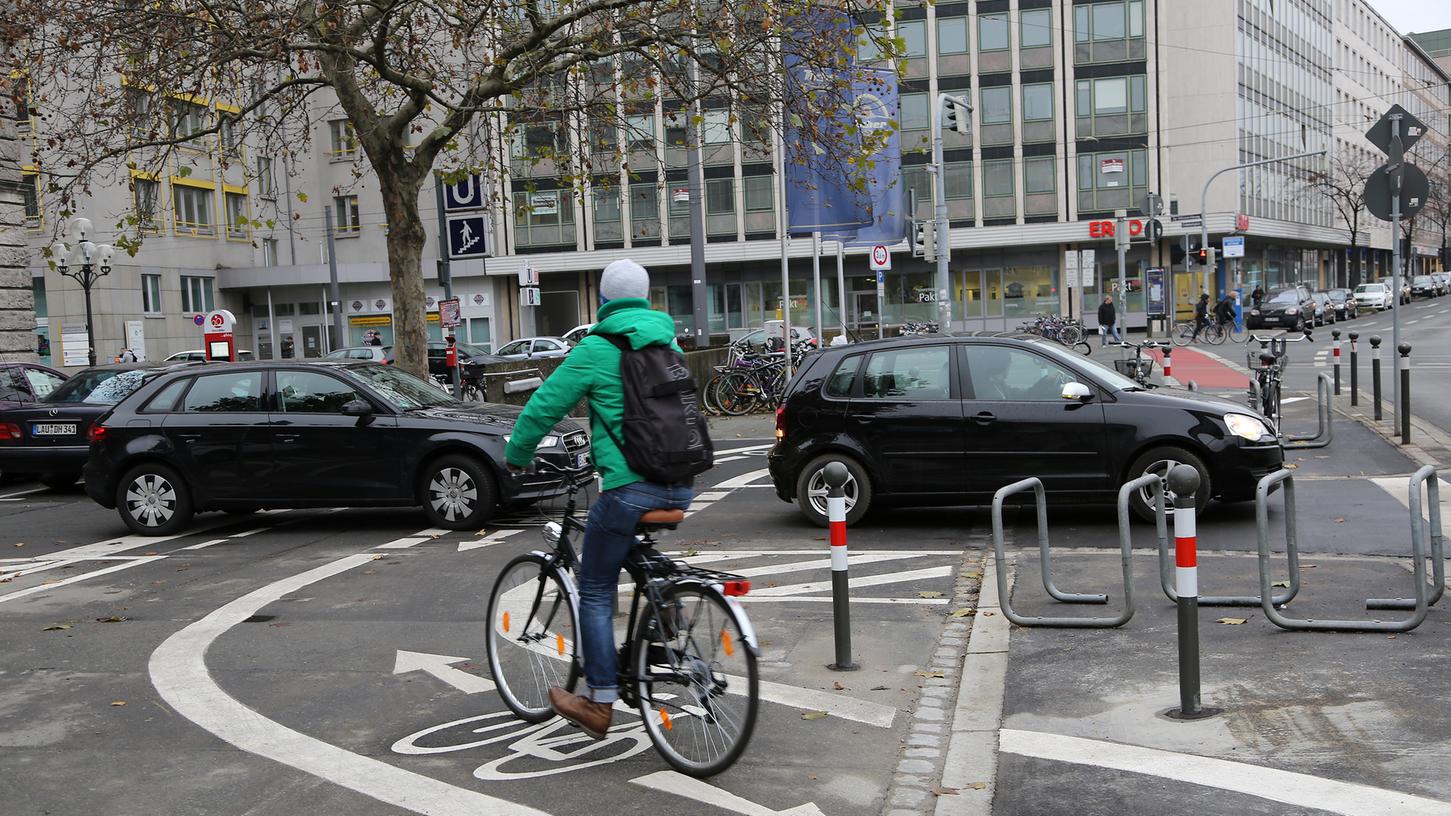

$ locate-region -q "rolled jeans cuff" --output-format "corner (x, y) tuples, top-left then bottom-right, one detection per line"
(589, 685), (620, 704)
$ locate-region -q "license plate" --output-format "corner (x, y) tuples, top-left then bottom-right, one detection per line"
(574, 453), (590, 469)
(32, 423), (77, 436)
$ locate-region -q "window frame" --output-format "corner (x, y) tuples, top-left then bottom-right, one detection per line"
(822, 354), (864, 401)
(706, 178), (735, 215)
(172, 183), (214, 234)
(962, 344), (1079, 402)
(856, 345), (955, 402)
(328, 118), (358, 158)
(897, 20), (928, 58)
(743, 175), (774, 212)
(980, 86), (1012, 125)
(1020, 8), (1052, 48)
(982, 160), (1015, 199)
(275, 369), (363, 414)
(936, 16), (969, 55)
(1021, 83), (1055, 121)
(977, 13), (1010, 52)
(142, 273), (163, 315)
(180, 275), (215, 314)
(1024, 157), (1057, 194)
(225, 191), (249, 239)
(334, 194), (361, 234)
(180, 371), (264, 414)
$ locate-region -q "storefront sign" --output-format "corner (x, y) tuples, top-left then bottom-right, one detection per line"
(1100, 158), (1125, 174)
(61, 330), (90, 367)
(1081, 250), (1096, 289)
(1087, 219), (1145, 239)
(1222, 236), (1245, 258)
(672, 187), (690, 204)
(529, 193), (559, 215)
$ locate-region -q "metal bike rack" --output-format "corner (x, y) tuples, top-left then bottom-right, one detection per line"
(1283, 373), (1334, 449)
(1256, 469), (1429, 633)
(1157, 482), (1301, 608)
(989, 477), (1142, 627)
(1367, 465), (1445, 611)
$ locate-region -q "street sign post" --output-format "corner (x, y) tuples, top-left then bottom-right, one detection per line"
(1081, 249), (1096, 290)
(1222, 236), (1245, 258)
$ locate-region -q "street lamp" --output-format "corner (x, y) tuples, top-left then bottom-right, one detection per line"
(50, 218), (116, 368)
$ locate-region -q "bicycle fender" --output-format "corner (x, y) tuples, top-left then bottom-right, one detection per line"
(529, 550), (582, 624)
(671, 577), (761, 657)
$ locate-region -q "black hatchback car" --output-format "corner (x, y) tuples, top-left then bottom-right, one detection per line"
(1245, 286), (1314, 331)
(768, 334), (1282, 526)
(83, 361), (589, 535)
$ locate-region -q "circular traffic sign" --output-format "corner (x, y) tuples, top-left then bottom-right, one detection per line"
(872, 245), (888, 266)
(193, 314), (205, 327)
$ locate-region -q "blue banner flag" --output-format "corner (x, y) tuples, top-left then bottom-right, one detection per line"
(843, 68), (904, 246)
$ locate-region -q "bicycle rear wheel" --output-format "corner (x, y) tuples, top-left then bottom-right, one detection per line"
(1059, 325), (1084, 345)
(1205, 323), (1228, 345)
(1171, 322), (1196, 347)
(715, 371), (762, 416)
(485, 554), (580, 723)
(634, 584), (758, 777)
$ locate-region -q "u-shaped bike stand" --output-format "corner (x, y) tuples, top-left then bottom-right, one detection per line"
(1283, 374), (1333, 449)
(1366, 465), (1445, 612)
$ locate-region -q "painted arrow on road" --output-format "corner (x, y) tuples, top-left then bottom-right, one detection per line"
(392, 650), (496, 694)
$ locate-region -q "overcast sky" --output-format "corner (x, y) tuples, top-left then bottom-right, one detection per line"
(1370, 0), (1451, 35)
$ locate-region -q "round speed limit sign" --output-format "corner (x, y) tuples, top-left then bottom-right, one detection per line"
(870, 244), (891, 271)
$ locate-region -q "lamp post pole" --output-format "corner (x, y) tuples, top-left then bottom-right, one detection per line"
(51, 218), (115, 368)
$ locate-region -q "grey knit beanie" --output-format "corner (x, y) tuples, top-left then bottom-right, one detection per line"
(600, 258), (650, 301)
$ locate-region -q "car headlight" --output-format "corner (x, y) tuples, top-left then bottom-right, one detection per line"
(502, 434), (562, 449)
(1285, 307), (1298, 314)
(1224, 413), (1270, 441)
(1250, 309), (1260, 315)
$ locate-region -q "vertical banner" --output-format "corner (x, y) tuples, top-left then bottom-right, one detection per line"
(1146, 267), (1166, 317)
(844, 68), (904, 246)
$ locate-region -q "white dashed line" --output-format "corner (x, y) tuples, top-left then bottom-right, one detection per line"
(0, 557), (163, 605)
(180, 539), (231, 551)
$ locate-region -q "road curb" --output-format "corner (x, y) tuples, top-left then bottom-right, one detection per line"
(1329, 386), (1451, 469)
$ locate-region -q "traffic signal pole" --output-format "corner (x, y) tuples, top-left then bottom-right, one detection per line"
(1198, 150), (1325, 294)
(933, 94), (970, 331)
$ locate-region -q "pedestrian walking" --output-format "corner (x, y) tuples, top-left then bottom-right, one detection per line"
(1097, 296), (1123, 346)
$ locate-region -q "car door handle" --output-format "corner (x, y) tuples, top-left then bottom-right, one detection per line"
(973, 411), (997, 426)
(176, 432), (202, 442)
(277, 433), (301, 443)
(849, 413), (875, 424)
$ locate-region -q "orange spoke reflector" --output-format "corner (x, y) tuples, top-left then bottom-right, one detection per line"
(556, 633), (566, 655)
(721, 629), (734, 657)
(722, 579), (750, 596)
(502, 611), (510, 633)
(660, 708), (673, 731)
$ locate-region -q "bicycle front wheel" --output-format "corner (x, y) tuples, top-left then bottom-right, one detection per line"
(485, 554), (580, 723)
(1205, 323), (1228, 346)
(635, 584), (759, 777)
(1059, 325), (1084, 345)
(1171, 322), (1196, 347)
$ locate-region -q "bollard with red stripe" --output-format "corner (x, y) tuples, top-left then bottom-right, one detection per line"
(1331, 329), (1342, 396)
(1162, 345), (1173, 380)
(1166, 464), (1217, 720)
(823, 462), (858, 671)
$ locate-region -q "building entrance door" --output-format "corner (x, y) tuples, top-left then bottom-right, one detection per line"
(851, 291), (881, 337)
(301, 325), (324, 358)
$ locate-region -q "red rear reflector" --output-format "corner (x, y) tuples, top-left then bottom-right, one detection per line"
(88, 424), (108, 443)
(722, 580), (750, 597)
(774, 407), (785, 441)
(0, 422), (20, 441)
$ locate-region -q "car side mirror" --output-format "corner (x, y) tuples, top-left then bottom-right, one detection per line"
(1060, 382), (1093, 402)
(341, 399), (373, 419)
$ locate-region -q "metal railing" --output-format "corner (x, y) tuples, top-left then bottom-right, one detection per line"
(1367, 465), (1445, 611)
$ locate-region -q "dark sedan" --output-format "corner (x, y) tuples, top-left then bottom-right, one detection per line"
(83, 361), (590, 535)
(767, 334), (1282, 526)
(0, 362), (68, 409)
(386, 340), (501, 378)
(1245, 286), (1314, 331)
(0, 363), (186, 488)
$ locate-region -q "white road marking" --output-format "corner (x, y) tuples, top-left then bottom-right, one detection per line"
(691, 491), (730, 502)
(459, 529), (524, 553)
(379, 527), (450, 550)
(752, 677), (897, 728)
(630, 771), (825, 816)
(0, 557), (162, 605)
(148, 552), (550, 816)
(713, 455), (748, 464)
(0, 559), (70, 578)
(998, 729), (1451, 816)
(392, 650), (495, 694)
(228, 527), (270, 539)
(714, 444), (775, 457)
(674, 549), (956, 561)
(1279, 396), (1311, 406)
(714, 468), (772, 489)
(748, 565), (954, 597)
(0, 486), (49, 500)
(739, 596), (947, 605)
(181, 539), (231, 551)
(1407, 319), (1421, 325)
(53, 514), (266, 559)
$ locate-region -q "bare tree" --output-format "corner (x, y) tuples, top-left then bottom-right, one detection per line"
(1308, 151), (1375, 288)
(1418, 155), (1451, 273)
(2, 1), (896, 376)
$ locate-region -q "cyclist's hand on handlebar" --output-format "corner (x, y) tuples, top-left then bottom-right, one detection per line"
(507, 462), (527, 474)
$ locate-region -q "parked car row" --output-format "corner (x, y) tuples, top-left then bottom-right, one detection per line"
(1410, 273), (1451, 300)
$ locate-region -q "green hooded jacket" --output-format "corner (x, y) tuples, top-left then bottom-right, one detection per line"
(504, 297), (680, 491)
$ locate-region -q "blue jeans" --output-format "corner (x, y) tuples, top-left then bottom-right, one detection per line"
(1101, 324), (1122, 346)
(576, 480), (693, 703)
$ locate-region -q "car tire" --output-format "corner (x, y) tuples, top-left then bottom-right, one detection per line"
(794, 453), (873, 528)
(40, 472), (80, 490)
(1125, 446), (1211, 524)
(116, 463), (195, 536)
(419, 454), (497, 530)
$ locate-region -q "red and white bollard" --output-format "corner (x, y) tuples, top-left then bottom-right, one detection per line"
(823, 462), (858, 671)
(1331, 329), (1342, 396)
(1167, 464), (1215, 719)
(1162, 346), (1173, 380)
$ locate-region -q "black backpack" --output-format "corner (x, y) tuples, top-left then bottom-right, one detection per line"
(597, 333), (714, 484)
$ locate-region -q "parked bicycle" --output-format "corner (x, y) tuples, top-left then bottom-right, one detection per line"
(901, 320), (940, 335)
(1019, 313), (1092, 355)
(485, 463), (760, 778)
(1245, 331), (1313, 432)
(1171, 317), (1229, 346)
(1112, 340), (1163, 387)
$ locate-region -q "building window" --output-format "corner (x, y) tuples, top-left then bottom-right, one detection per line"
(142, 274), (162, 315)
(513, 190), (576, 247)
(1025, 157), (1057, 194)
(630, 183), (661, 238)
(219, 114), (240, 154)
(21, 173), (39, 226)
(262, 238), (279, 267)
(133, 177), (159, 231)
(744, 175), (774, 212)
(334, 195), (361, 233)
(701, 110), (733, 145)
(706, 179), (735, 215)
(1075, 1), (1145, 43)
(1022, 84), (1054, 121)
(981, 86), (1011, 125)
(328, 119), (357, 157)
(944, 162), (973, 199)
(623, 113), (656, 151)
(512, 120), (559, 158)
(898, 20), (927, 58)
(173, 184), (213, 234)
(978, 14), (1009, 52)
(225, 192), (249, 238)
(937, 17), (969, 55)
(180, 276), (215, 313)
(171, 101), (208, 138)
(588, 121), (618, 153)
(1020, 9), (1052, 48)
(902, 165), (932, 212)
(900, 93), (929, 131)
(983, 160), (1014, 198)
(592, 187), (623, 242)
(1076, 76), (1146, 115)
(256, 157), (276, 199)
(1077, 149), (1147, 210)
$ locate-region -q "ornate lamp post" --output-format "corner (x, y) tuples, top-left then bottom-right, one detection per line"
(50, 218), (115, 368)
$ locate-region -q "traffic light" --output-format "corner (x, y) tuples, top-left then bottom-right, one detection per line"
(939, 94), (971, 135)
(913, 219), (937, 262)
(1195, 248), (1208, 265)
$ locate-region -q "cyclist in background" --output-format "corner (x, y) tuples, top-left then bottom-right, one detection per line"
(1190, 293), (1211, 341)
(1213, 291), (1239, 332)
(504, 258), (694, 741)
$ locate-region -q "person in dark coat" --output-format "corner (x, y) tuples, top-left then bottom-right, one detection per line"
(1251, 286), (1265, 307)
(1097, 296), (1122, 346)
(1191, 293), (1211, 340)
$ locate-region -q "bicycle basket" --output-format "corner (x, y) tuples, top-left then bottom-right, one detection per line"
(1112, 358), (1152, 378)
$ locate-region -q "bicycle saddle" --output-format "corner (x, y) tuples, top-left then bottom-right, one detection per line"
(637, 509), (686, 532)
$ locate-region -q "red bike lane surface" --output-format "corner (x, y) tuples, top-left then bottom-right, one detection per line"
(1150, 347), (1249, 390)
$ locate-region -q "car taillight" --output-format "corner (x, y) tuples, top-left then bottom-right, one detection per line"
(0, 422), (20, 441)
(88, 424), (108, 443)
(775, 407), (786, 441)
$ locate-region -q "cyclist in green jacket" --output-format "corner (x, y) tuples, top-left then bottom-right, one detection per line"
(504, 258), (693, 740)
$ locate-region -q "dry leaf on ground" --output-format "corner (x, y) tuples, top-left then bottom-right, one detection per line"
(110, 701), (127, 707)
(964, 571), (983, 580)
(801, 711), (828, 720)
(1217, 617), (1248, 625)
(915, 670), (946, 678)
(918, 591), (943, 599)
(1272, 580), (1290, 588)
(930, 786), (960, 796)
(43, 623), (73, 631)
(96, 615), (128, 623)
(832, 681), (845, 691)
(950, 608), (976, 617)
(967, 782), (988, 790)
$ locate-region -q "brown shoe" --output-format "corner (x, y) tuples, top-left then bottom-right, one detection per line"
(549, 687), (613, 740)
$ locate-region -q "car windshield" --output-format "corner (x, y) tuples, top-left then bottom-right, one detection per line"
(44, 369), (154, 405)
(1031, 340), (1142, 392)
(1414, 276), (1433, 285)
(1355, 284), (1385, 293)
(349, 365), (457, 410)
(1327, 291), (1347, 302)
(457, 343), (492, 358)
(1267, 290), (1300, 305)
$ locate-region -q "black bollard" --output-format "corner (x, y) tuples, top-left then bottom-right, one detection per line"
(1348, 332), (1359, 407)
(1371, 336), (1383, 421)
(1331, 329), (1342, 396)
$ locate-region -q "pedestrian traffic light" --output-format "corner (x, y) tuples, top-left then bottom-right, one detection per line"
(914, 219), (937, 262)
(1195, 248), (1208, 264)
(939, 94), (971, 136)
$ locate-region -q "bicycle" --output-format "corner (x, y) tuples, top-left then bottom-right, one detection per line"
(1019, 313), (1092, 355)
(485, 463), (760, 777)
(1244, 331), (1313, 432)
(1171, 318), (1228, 346)
(1112, 340), (1162, 387)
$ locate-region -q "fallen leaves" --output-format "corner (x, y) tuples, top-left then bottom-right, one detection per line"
(967, 782), (988, 791)
(110, 701), (127, 707)
(1217, 617), (1248, 625)
(1334, 517), (1346, 524)
(43, 622), (74, 631)
(1284, 462), (1299, 470)
(370, 554), (385, 561)
(13, 543), (24, 548)
(870, 685), (889, 691)
(964, 571), (983, 580)
(949, 608), (976, 618)
(95, 615), (128, 623)
(930, 786), (960, 796)
(918, 590), (943, 599)
(914, 670), (946, 679)
(832, 681), (845, 691)
(800, 710), (828, 720)
(1271, 580), (1290, 588)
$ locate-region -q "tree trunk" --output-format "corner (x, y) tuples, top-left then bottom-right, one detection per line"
(379, 173), (430, 380)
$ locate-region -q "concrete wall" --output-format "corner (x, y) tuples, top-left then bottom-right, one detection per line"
(0, 61), (34, 362)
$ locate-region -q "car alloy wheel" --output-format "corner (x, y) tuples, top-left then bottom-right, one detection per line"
(804, 466), (858, 520)
(428, 467), (478, 522)
(125, 472), (179, 527)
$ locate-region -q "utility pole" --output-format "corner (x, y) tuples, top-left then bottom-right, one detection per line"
(324, 205), (345, 352)
(431, 177), (460, 393)
(932, 94), (971, 330)
(1115, 208), (1129, 313)
(686, 54), (709, 349)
